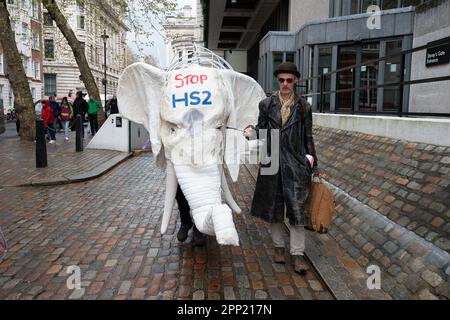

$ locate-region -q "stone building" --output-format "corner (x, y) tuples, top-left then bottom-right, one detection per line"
(0, 0), (44, 110)
(42, 0), (128, 99)
(163, 2), (204, 69)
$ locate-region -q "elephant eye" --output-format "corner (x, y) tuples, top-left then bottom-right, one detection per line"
(170, 128), (175, 133)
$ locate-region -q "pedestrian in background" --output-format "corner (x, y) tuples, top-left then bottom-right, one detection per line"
(42, 100), (56, 144)
(87, 94), (101, 136)
(49, 96), (62, 132)
(72, 91), (89, 137)
(109, 95), (119, 114)
(60, 97), (73, 141)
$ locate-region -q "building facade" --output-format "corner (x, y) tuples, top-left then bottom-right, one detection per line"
(42, 0), (128, 99)
(0, 0), (44, 111)
(257, 0), (449, 115)
(164, 2), (204, 69)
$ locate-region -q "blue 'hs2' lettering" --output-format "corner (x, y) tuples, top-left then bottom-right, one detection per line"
(172, 91), (212, 109)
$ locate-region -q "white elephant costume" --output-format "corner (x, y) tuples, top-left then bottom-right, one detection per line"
(117, 57), (266, 246)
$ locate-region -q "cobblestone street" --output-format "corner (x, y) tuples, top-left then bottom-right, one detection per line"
(0, 153), (333, 300)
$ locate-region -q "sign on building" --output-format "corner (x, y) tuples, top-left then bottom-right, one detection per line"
(426, 38), (450, 67)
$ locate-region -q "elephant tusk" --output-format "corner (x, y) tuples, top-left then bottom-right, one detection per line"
(160, 160), (178, 234)
(221, 169), (242, 214)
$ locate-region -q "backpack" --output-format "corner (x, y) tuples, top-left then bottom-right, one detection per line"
(60, 105), (71, 121)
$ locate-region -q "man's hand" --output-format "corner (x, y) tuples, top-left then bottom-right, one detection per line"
(243, 125), (256, 139)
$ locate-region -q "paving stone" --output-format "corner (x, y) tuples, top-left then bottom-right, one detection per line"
(418, 289), (439, 300)
(435, 282), (450, 299)
(421, 270), (443, 288)
(68, 289), (85, 300)
(268, 287), (285, 300)
(254, 290), (268, 299)
(383, 241), (399, 254)
(223, 286), (236, 300)
(192, 290), (205, 300)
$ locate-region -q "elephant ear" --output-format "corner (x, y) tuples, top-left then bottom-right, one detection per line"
(117, 62), (166, 163)
(218, 70), (267, 182)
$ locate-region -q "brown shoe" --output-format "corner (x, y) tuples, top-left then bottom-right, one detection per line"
(274, 247), (285, 264)
(293, 255), (309, 275)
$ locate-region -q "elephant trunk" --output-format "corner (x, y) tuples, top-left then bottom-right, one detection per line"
(174, 164), (239, 246)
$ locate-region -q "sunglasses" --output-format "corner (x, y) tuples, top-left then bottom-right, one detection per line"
(277, 78), (295, 84)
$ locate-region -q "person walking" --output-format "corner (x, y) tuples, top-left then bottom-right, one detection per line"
(49, 96), (62, 132)
(176, 185), (206, 246)
(72, 91), (89, 137)
(60, 97), (73, 141)
(243, 62), (319, 275)
(87, 94), (101, 136)
(109, 95), (119, 115)
(42, 100), (56, 143)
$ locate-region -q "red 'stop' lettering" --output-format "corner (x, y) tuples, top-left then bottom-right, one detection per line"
(174, 74), (209, 88)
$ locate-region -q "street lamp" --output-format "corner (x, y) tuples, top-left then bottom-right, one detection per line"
(100, 30), (109, 115)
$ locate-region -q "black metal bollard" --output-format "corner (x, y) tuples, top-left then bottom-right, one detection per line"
(75, 115), (83, 152)
(36, 119), (47, 168)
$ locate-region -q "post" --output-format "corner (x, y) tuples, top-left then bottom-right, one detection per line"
(104, 35), (107, 115)
(101, 30), (109, 118)
(35, 119), (47, 168)
(75, 115), (83, 152)
(319, 75), (325, 113)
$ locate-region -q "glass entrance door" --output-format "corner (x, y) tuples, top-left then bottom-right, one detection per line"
(359, 43), (379, 112)
(337, 45), (357, 112)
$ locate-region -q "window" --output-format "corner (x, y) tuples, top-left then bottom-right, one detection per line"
(22, 56), (30, 75)
(0, 85), (3, 100)
(9, 87), (13, 107)
(34, 61), (40, 80)
(32, 87), (36, 102)
(318, 47), (332, 112)
(77, 15), (85, 29)
(44, 39), (54, 59)
(359, 43), (379, 111)
(382, 0), (400, 9)
(44, 74), (56, 96)
(21, 0), (26, 8)
(33, 32), (39, 50)
(22, 22), (29, 41)
(90, 45), (94, 63)
(383, 39), (403, 111)
(7, 0), (14, 4)
(43, 13), (53, 26)
(32, 0), (39, 20)
(272, 52), (283, 91)
(361, 0), (380, 12)
(0, 54), (3, 74)
(11, 22), (15, 38)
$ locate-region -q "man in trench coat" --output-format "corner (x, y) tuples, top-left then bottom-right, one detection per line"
(244, 62), (319, 275)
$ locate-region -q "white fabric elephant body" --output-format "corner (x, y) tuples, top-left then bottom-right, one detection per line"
(117, 62), (266, 246)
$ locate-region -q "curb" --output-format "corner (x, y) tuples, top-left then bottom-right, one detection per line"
(8, 152), (133, 187)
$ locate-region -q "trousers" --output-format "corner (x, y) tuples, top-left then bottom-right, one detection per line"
(271, 222), (305, 256)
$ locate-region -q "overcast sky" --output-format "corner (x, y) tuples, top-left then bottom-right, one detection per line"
(127, 0), (197, 68)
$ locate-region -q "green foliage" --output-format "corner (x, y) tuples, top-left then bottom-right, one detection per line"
(123, 0), (176, 56)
